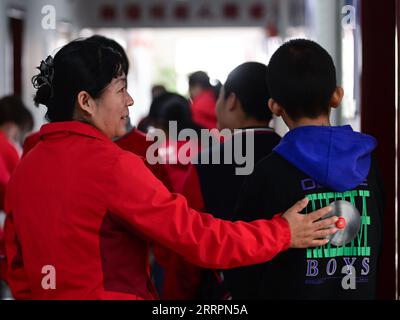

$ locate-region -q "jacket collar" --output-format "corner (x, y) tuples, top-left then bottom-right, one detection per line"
(39, 121), (111, 142)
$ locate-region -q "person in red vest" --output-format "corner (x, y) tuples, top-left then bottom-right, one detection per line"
(139, 92), (202, 193)
(0, 96), (33, 290)
(188, 71), (220, 130)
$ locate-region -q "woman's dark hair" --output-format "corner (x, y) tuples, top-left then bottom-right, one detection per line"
(32, 38), (125, 122)
(267, 39), (337, 120)
(86, 35), (129, 74)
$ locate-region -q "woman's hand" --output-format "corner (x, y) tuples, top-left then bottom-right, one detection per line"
(282, 198), (338, 248)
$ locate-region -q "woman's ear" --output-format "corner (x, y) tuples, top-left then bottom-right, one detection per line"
(76, 91), (96, 117)
(330, 86), (344, 108)
(268, 98), (284, 116)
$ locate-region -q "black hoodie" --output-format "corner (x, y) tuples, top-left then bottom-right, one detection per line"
(227, 125), (384, 300)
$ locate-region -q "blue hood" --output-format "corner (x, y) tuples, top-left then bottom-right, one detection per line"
(274, 125), (377, 192)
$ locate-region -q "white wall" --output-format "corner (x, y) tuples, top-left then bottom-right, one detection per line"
(306, 0), (344, 126)
(0, 0), (80, 130)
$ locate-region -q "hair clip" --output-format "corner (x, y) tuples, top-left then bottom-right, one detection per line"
(32, 55), (55, 93)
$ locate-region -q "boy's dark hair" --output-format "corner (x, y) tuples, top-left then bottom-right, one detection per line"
(0, 95), (34, 132)
(224, 62), (272, 122)
(267, 39), (337, 120)
(32, 38), (125, 122)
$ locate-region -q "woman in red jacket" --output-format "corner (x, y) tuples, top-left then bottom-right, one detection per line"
(3, 38), (338, 300)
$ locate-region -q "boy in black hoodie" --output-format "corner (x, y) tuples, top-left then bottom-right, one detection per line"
(229, 39), (384, 299)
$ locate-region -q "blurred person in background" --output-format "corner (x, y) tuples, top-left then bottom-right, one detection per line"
(188, 71), (220, 130)
(151, 84), (166, 99)
(137, 84), (167, 133)
(0, 95), (33, 298)
(143, 91), (201, 193)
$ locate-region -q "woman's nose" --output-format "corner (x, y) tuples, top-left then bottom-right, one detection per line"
(127, 92), (134, 106)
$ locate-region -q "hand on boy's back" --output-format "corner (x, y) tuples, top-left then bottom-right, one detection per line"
(282, 198), (338, 248)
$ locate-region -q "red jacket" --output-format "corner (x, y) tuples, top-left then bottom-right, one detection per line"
(0, 226), (5, 281)
(4, 121), (290, 300)
(21, 131), (41, 158)
(115, 129), (173, 191)
(154, 139), (200, 194)
(0, 131), (20, 281)
(191, 89), (217, 129)
(0, 132), (20, 208)
(115, 129), (151, 159)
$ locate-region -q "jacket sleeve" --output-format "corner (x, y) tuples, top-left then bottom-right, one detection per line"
(107, 152), (291, 269)
(3, 212), (32, 299)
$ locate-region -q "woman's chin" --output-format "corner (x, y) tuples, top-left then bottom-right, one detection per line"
(115, 127), (128, 139)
